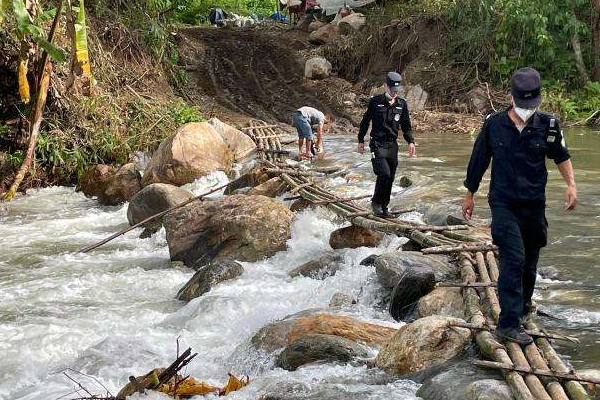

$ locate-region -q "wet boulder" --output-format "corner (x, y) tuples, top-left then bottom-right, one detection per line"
(164, 194), (295, 268)
(247, 177), (288, 197)
(422, 203), (462, 226)
(304, 57), (332, 80)
(308, 23), (340, 45)
(289, 251), (343, 279)
(275, 333), (368, 371)
(329, 225), (384, 249)
(127, 183), (195, 234)
(417, 287), (464, 319)
(176, 259), (244, 301)
(375, 316), (471, 375)
(375, 251), (454, 288)
(206, 117), (256, 161)
(224, 168), (270, 195)
(141, 122), (233, 187)
(251, 310), (397, 354)
(78, 163), (142, 205)
(359, 254), (378, 266)
(389, 265), (436, 320)
(411, 357), (513, 400)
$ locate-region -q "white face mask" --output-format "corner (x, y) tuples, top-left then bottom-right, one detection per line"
(514, 106), (536, 123)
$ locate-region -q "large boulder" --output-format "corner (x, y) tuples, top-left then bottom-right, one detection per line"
(308, 23), (340, 45)
(329, 225), (384, 249)
(417, 287), (464, 319)
(290, 198), (313, 212)
(127, 183), (195, 233)
(375, 316), (471, 375)
(164, 194), (295, 267)
(375, 252), (454, 288)
(78, 163), (142, 205)
(389, 265), (436, 320)
(176, 259), (244, 301)
(247, 177), (288, 198)
(206, 117), (256, 161)
(224, 168), (270, 195)
(304, 57), (332, 80)
(289, 251), (343, 279)
(141, 122), (233, 187)
(251, 311), (397, 354)
(338, 13), (366, 34)
(275, 333), (368, 371)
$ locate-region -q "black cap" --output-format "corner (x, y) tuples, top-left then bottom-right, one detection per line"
(386, 71), (402, 92)
(511, 67), (542, 108)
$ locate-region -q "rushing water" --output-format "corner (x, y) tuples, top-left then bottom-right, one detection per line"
(0, 128), (598, 400)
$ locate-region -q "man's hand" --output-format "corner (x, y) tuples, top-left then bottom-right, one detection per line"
(565, 185), (577, 211)
(462, 192), (475, 220)
(408, 143), (416, 157)
(357, 142), (365, 154)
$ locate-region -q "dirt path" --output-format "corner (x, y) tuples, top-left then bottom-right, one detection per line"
(176, 26), (338, 125)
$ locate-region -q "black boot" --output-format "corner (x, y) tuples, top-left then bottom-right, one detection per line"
(371, 202), (384, 216)
(496, 326), (533, 345)
(379, 206), (392, 218)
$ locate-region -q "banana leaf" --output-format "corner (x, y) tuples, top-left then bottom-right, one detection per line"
(73, 0), (90, 78)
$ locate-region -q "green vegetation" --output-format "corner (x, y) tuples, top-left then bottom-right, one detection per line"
(367, 0), (600, 122)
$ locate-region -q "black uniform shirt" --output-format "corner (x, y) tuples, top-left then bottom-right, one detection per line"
(358, 94), (414, 144)
(464, 108), (571, 205)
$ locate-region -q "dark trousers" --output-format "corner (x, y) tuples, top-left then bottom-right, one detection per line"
(491, 203), (547, 329)
(370, 141), (398, 208)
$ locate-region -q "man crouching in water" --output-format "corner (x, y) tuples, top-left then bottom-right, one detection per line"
(357, 71), (416, 217)
(292, 106), (329, 160)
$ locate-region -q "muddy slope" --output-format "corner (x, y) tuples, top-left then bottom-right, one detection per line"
(176, 27), (337, 123)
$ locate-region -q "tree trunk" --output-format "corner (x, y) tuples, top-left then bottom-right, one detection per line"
(592, 0), (600, 81)
(571, 31), (590, 82)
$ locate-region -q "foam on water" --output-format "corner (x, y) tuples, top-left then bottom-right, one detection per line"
(0, 173), (415, 400)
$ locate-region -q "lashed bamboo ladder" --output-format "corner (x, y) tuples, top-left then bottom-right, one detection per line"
(243, 121), (592, 400)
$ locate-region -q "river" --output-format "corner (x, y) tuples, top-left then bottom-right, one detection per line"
(0, 128), (598, 400)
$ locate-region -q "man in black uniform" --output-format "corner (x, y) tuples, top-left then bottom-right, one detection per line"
(462, 67), (577, 345)
(358, 72), (416, 217)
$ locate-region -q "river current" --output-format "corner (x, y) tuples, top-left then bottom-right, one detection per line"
(0, 128), (598, 400)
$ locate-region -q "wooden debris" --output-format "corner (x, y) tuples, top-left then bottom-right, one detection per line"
(312, 194), (371, 205)
(422, 243), (498, 254)
(449, 322), (579, 343)
(473, 360), (600, 385)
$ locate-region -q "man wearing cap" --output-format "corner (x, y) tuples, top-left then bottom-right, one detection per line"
(462, 67), (577, 345)
(358, 72), (416, 218)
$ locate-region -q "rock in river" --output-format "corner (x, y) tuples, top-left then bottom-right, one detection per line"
(177, 259), (244, 301)
(375, 315), (471, 375)
(127, 183), (195, 233)
(206, 117), (256, 161)
(164, 194), (295, 267)
(275, 333), (368, 371)
(289, 251), (343, 279)
(78, 163), (142, 205)
(329, 225), (384, 249)
(417, 287), (464, 319)
(247, 177), (288, 198)
(141, 122), (233, 187)
(374, 251), (454, 288)
(388, 264), (436, 320)
(251, 310), (397, 354)
(224, 167), (270, 195)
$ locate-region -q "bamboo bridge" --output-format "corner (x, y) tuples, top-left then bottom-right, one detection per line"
(243, 120), (597, 400)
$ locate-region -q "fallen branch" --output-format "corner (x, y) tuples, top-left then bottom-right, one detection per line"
(312, 194), (371, 205)
(473, 360), (600, 384)
(77, 182), (229, 253)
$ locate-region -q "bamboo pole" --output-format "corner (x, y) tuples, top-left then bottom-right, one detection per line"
(448, 322), (579, 343)
(422, 243), (498, 254)
(486, 251), (500, 282)
(473, 255), (551, 400)
(473, 361), (600, 385)
(77, 182), (229, 253)
(526, 321), (592, 400)
(311, 194), (371, 205)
